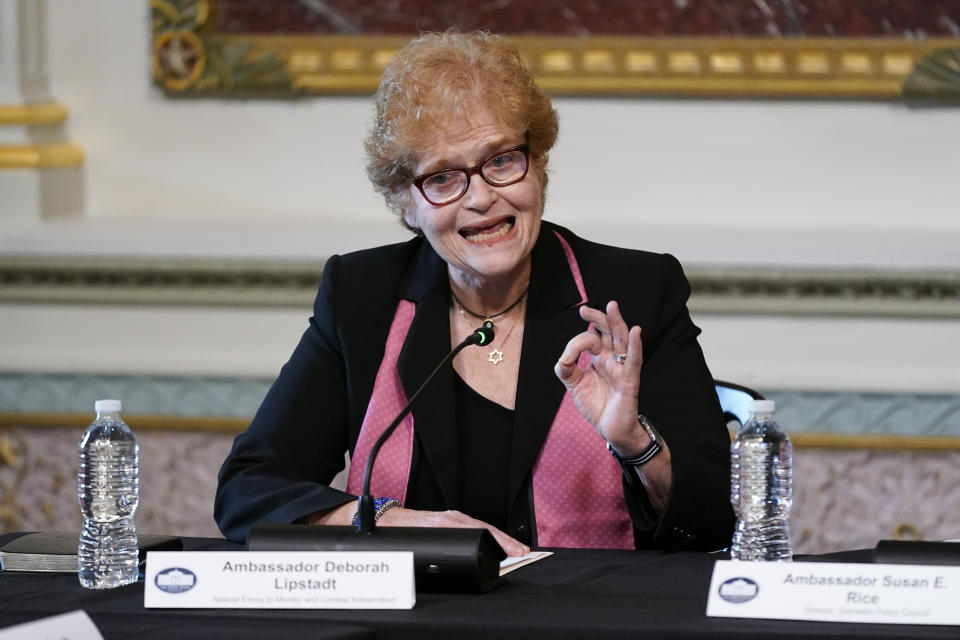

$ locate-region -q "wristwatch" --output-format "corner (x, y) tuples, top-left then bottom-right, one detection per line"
(607, 415), (663, 468)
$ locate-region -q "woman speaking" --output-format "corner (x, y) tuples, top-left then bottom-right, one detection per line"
(215, 30), (734, 556)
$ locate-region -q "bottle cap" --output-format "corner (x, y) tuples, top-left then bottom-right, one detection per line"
(94, 399), (122, 413)
(748, 399), (775, 414)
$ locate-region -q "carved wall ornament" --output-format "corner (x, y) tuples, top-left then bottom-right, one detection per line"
(151, 0), (286, 92)
(893, 522), (924, 541)
(153, 29), (207, 91)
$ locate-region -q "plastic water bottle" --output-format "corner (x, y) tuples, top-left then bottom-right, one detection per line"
(729, 399), (793, 561)
(78, 399), (140, 588)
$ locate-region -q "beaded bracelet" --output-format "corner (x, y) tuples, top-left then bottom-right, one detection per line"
(351, 497), (401, 528)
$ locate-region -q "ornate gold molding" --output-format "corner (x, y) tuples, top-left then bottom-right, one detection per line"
(789, 432), (960, 451)
(284, 35), (960, 98)
(5, 411), (959, 449)
(0, 143), (84, 169)
(2, 256), (958, 318)
(0, 103), (68, 126)
(149, 0), (960, 98)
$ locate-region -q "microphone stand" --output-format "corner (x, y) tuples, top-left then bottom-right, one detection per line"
(247, 320), (508, 593)
(358, 320), (494, 533)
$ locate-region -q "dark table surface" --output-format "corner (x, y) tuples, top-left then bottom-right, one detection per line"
(2, 533), (959, 639)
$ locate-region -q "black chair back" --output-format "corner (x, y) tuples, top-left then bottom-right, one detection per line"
(715, 379), (764, 427)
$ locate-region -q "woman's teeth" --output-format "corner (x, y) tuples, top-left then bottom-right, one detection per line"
(462, 219), (513, 243)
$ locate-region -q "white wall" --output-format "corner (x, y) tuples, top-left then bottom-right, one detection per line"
(24, 1), (959, 265)
(1, 0), (958, 394)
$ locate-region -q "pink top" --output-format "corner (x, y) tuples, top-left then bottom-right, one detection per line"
(346, 231), (634, 549)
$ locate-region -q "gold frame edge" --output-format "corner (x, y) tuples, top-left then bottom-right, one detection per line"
(0, 143), (84, 169)
(0, 103), (69, 126)
(148, 18), (960, 98)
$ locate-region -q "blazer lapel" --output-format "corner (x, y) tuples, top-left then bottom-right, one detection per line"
(509, 225), (589, 508)
(392, 224), (591, 512)
(396, 243), (461, 508)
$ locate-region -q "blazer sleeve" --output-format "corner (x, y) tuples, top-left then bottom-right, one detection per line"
(623, 253), (735, 551)
(214, 255), (357, 543)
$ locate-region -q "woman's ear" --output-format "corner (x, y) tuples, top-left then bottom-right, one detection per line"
(392, 185), (420, 231)
(398, 193), (419, 230)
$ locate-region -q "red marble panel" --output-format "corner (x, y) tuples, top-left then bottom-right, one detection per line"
(215, 0), (960, 37)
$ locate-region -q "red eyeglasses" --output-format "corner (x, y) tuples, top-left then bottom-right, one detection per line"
(412, 144), (530, 206)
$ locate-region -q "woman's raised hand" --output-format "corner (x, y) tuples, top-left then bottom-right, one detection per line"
(554, 301), (648, 457)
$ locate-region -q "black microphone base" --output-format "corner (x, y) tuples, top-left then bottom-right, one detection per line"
(874, 540), (960, 566)
(247, 524), (507, 593)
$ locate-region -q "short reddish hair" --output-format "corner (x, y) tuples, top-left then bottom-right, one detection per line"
(364, 30), (559, 227)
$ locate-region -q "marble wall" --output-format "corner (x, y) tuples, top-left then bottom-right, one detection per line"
(3, 423), (958, 554)
(1, 427), (228, 539)
(216, 0), (960, 37)
(792, 448), (960, 553)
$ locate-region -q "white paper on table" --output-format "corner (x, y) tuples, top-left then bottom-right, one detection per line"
(0, 610), (103, 640)
(499, 551), (553, 576)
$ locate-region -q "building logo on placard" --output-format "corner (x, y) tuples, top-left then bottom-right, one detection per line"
(154, 567), (197, 593)
(718, 577), (759, 603)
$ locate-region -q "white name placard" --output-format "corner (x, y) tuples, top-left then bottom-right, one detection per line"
(0, 610), (103, 640)
(707, 559), (960, 626)
(144, 551), (414, 609)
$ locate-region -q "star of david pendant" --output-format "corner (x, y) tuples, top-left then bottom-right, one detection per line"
(488, 348), (504, 365)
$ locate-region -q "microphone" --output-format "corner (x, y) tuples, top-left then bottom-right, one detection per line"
(247, 320), (507, 593)
(467, 320), (495, 346)
(357, 319), (494, 532)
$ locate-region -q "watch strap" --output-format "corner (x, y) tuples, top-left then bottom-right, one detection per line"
(608, 439), (663, 466)
(607, 414), (663, 467)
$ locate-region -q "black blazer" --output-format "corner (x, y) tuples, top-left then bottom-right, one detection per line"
(215, 221), (735, 550)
